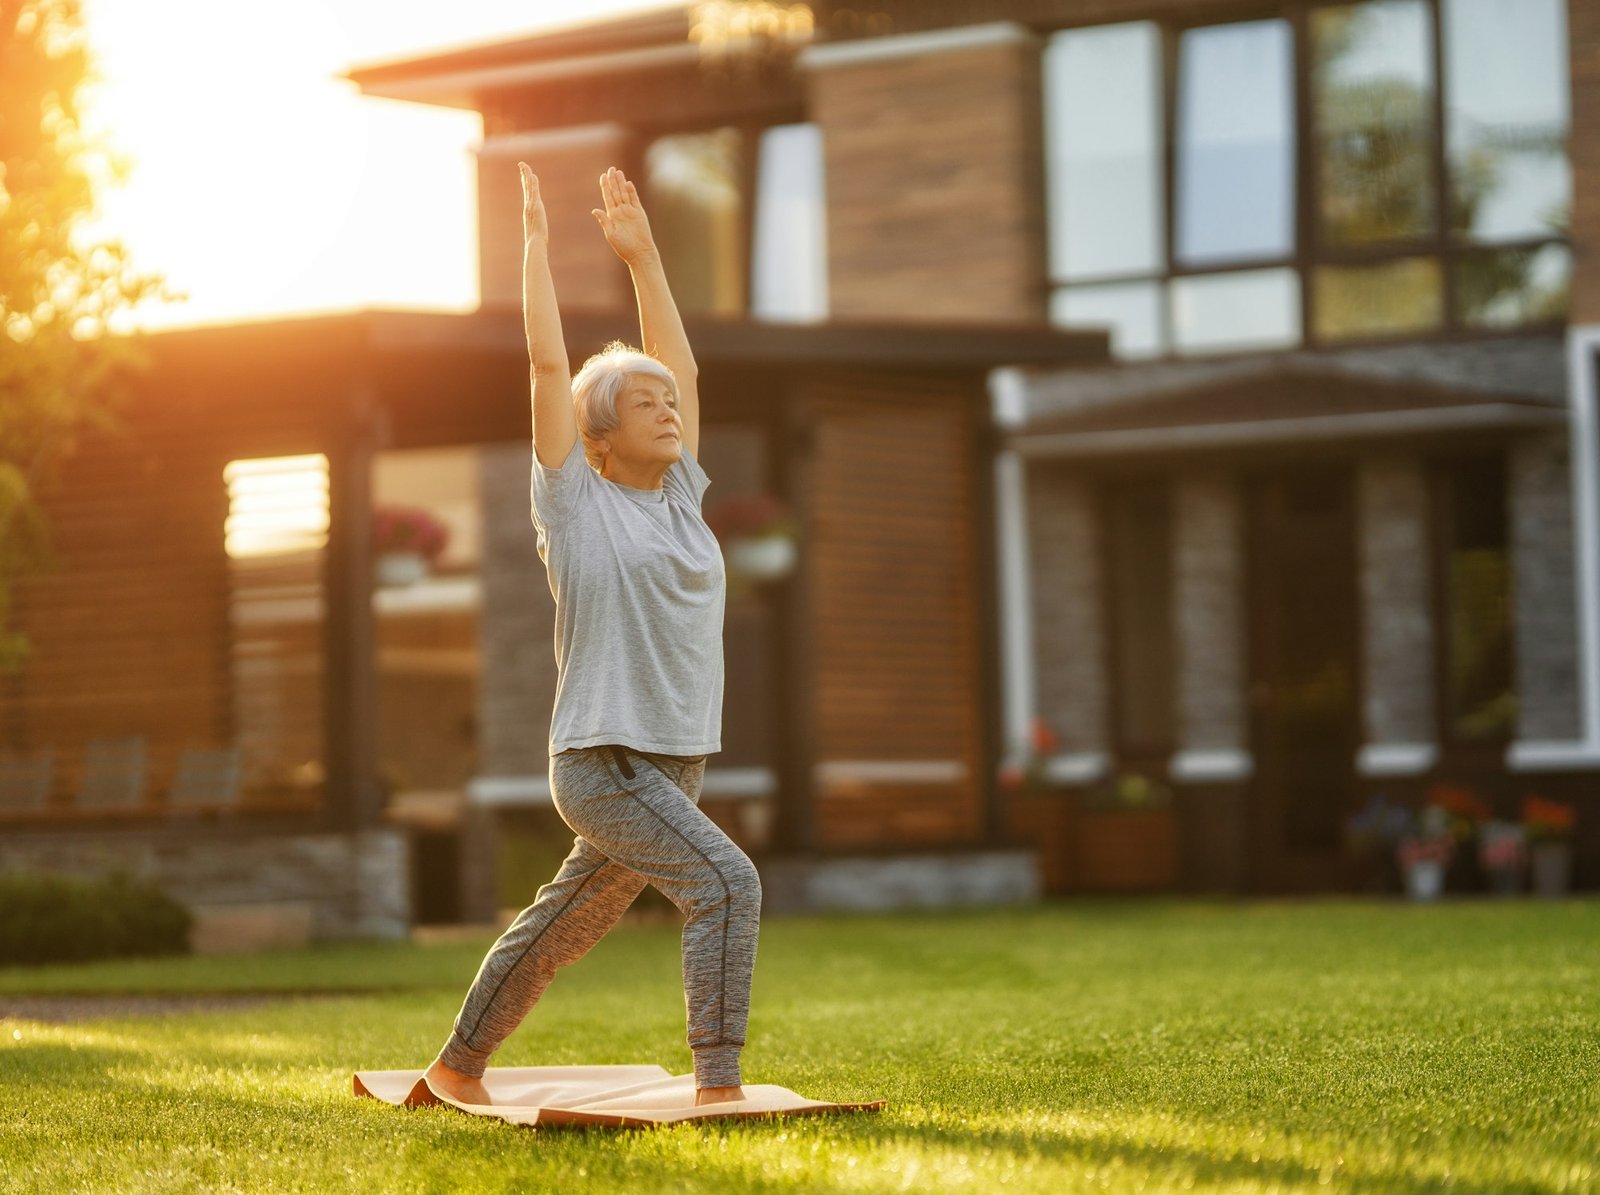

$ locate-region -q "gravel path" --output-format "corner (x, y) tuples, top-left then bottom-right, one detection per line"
(0, 992), (351, 1023)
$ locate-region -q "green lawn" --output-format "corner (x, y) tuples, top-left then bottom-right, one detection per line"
(3, 899), (1597, 1194)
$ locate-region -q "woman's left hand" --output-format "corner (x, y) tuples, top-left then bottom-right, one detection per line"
(592, 166), (657, 264)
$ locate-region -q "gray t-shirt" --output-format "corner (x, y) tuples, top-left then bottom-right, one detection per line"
(530, 435), (725, 757)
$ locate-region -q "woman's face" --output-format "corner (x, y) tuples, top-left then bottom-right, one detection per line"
(602, 376), (682, 470)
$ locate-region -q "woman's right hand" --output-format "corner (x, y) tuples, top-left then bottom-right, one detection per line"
(520, 162), (548, 245)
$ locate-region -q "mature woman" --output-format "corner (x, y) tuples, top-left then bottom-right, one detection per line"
(422, 164), (760, 1109)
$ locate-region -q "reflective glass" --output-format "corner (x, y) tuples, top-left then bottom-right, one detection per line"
(1170, 269), (1300, 354)
(1043, 23), (1164, 280)
(1052, 282), (1165, 359)
(1456, 243), (1570, 327)
(1175, 20), (1296, 265)
(644, 128), (745, 316)
(1312, 1), (1437, 244)
(1313, 257), (1442, 339)
(750, 123), (828, 322)
(1444, 0), (1570, 241)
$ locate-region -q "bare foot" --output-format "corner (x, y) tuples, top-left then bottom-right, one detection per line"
(424, 1057), (493, 1106)
(694, 1084), (745, 1106)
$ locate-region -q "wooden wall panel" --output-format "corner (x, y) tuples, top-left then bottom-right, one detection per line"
(805, 375), (987, 847)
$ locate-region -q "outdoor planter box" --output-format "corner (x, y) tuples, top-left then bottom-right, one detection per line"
(1073, 807), (1181, 891)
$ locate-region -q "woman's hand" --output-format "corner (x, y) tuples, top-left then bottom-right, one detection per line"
(592, 166), (657, 265)
(520, 162), (548, 246)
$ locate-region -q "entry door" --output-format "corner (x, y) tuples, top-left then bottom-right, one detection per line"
(1244, 464), (1360, 892)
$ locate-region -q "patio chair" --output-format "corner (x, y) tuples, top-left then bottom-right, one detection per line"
(75, 735), (149, 808)
(168, 746), (243, 808)
(0, 751), (55, 811)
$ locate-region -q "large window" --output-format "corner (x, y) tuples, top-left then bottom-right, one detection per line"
(1044, 0), (1570, 358)
(642, 122), (828, 321)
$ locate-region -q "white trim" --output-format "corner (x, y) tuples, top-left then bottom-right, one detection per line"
(1356, 742), (1439, 776)
(357, 41), (701, 102)
(468, 766), (777, 806)
(1565, 326), (1600, 755)
(815, 759), (968, 785)
(1169, 748), (1253, 782)
(478, 124), (628, 156)
(994, 455), (1033, 767)
(799, 22), (1038, 70)
(1013, 402), (1565, 460)
(1043, 751), (1110, 784)
(1507, 740), (1600, 770)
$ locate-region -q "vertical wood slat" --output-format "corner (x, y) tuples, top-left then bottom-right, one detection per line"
(805, 374), (986, 847)
(0, 375), (337, 816)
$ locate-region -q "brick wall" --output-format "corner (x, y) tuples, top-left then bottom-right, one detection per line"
(1356, 454), (1436, 746)
(474, 441), (557, 779)
(1171, 472), (1246, 752)
(801, 24), (1049, 322)
(477, 126), (636, 312)
(1571, 0), (1600, 324)
(1511, 428), (1583, 741)
(1024, 463), (1106, 753)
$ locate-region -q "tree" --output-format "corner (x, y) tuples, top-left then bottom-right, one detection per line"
(0, 0), (168, 673)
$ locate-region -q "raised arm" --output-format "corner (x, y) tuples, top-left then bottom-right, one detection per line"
(521, 162), (578, 470)
(591, 166), (701, 458)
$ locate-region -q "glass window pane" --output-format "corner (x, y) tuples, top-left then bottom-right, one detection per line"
(1456, 243), (1570, 327)
(1175, 20), (1296, 266)
(644, 128), (745, 316)
(1052, 281), (1165, 359)
(1444, 0), (1571, 241)
(750, 123), (828, 322)
(1170, 269), (1300, 354)
(1313, 1), (1437, 245)
(1043, 23), (1164, 280)
(1313, 257), (1442, 339)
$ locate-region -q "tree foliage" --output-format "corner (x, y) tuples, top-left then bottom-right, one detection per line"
(0, 0), (168, 673)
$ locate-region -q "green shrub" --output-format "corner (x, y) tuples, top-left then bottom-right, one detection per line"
(0, 869), (193, 965)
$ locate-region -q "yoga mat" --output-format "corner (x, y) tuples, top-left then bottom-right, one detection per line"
(353, 1064), (887, 1129)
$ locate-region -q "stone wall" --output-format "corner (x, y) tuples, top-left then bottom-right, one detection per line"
(0, 827), (410, 942)
(1356, 453), (1437, 753)
(1511, 428), (1583, 741)
(1023, 463), (1107, 758)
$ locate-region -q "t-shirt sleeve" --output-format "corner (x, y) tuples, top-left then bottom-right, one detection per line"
(530, 435), (590, 528)
(663, 442), (712, 510)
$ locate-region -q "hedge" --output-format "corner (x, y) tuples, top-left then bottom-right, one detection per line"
(0, 869), (193, 965)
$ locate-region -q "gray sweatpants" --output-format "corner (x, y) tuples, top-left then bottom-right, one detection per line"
(438, 743), (762, 1089)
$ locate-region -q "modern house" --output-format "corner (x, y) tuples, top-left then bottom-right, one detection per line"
(1, 0), (1593, 937)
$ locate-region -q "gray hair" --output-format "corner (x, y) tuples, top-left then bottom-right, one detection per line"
(571, 341), (679, 471)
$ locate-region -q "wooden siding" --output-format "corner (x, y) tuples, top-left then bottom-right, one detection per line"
(804, 374), (988, 846)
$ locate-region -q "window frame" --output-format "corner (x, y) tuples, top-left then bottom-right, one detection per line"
(630, 110), (811, 320)
(1041, 0), (1570, 355)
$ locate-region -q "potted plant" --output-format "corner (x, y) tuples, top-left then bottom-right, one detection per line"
(1477, 819), (1528, 897)
(704, 493), (800, 592)
(1422, 782), (1492, 893)
(1396, 804), (1455, 902)
(1074, 764), (1178, 892)
(372, 504), (450, 587)
(998, 717), (1070, 892)
(1521, 794), (1577, 898)
(1344, 792), (1412, 894)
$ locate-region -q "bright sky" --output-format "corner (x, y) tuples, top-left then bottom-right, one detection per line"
(76, 0), (682, 331)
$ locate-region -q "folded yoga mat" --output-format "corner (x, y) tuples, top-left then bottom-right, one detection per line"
(353, 1064), (887, 1129)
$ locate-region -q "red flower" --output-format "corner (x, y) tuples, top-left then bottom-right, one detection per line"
(1424, 783), (1491, 824)
(1028, 716), (1060, 756)
(1521, 794), (1577, 839)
